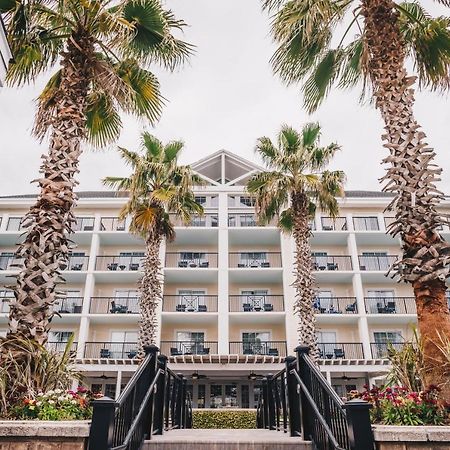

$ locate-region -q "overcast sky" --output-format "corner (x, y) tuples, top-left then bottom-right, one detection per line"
(0, 0), (449, 196)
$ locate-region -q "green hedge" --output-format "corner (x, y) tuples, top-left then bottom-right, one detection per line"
(192, 409), (257, 429)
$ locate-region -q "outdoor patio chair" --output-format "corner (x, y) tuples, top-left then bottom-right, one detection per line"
(334, 348), (345, 358)
(199, 261), (209, 268)
(243, 347), (254, 355)
(100, 349), (111, 358)
(243, 303), (252, 312)
(178, 260), (188, 268)
(260, 261), (270, 268)
(263, 303), (273, 312)
(129, 263), (139, 271)
(386, 301), (396, 313)
(70, 263), (83, 271)
(107, 263), (118, 271)
(322, 225), (333, 231)
(237, 263), (246, 268)
(327, 262), (338, 271)
(345, 302), (357, 313)
(176, 304), (186, 312)
(127, 350), (137, 359)
(170, 347), (183, 356)
(268, 348), (279, 357)
(198, 305), (207, 312)
(198, 347), (210, 355)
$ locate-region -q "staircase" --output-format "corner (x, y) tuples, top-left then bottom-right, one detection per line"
(143, 429), (312, 449)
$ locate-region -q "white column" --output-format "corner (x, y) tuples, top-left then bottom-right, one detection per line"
(115, 370), (123, 399)
(0, 213), (8, 232)
(217, 192), (229, 354)
(156, 239), (166, 347)
(377, 212), (386, 232)
(326, 371), (332, 384)
(314, 211), (322, 231)
(281, 233), (298, 355)
(345, 213), (354, 232)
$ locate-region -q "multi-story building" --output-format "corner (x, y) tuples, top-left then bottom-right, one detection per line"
(0, 17), (11, 87)
(0, 150), (448, 407)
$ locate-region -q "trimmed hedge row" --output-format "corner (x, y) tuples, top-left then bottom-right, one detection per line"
(192, 409), (257, 429)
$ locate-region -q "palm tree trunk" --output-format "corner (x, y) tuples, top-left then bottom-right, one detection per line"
(362, 0), (450, 397)
(291, 192), (319, 360)
(7, 31), (92, 346)
(137, 229), (163, 358)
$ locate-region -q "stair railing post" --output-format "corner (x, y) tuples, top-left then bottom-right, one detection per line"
(285, 355), (301, 437)
(153, 355), (168, 435)
(266, 373), (276, 430)
(261, 377), (269, 429)
(88, 396), (115, 450)
(343, 399), (375, 450)
(174, 373), (184, 429)
(143, 345), (159, 439)
(181, 376), (188, 428)
(295, 345), (314, 441)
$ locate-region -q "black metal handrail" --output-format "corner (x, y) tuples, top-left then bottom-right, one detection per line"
(358, 255), (398, 271)
(89, 346), (192, 450)
(314, 297), (357, 314)
(96, 256), (143, 271)
(100, 217), (127, 232)
(160, 340), (218, 356)
(370, 342), (405, 359)
(312, 255), (352, 271)
(165, 252), (218, 268)
(364, 296), (416, 314)
(229, 252), (282, 268)
(321, 217), (347, 231)
(229, 341), (287, 357)
(162, 295), (218, 312)
(318, 342), (364, 360)
(229, 294), (284, 312)
(90, 297), (139, 314)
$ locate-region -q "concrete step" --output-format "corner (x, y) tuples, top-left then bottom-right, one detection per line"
(144, 429), (312, 450)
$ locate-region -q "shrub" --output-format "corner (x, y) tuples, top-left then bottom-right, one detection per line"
(350, 385), (449, 426)
(12, 386), (101, 420)
(193, 409), (257, 429)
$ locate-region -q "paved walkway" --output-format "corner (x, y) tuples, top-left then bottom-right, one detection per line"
(144, 429), (311, 449)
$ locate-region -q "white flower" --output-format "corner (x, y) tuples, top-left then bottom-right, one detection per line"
(48, 400), (55, 405)
(36, 401), (42, 406)
(54, 389), (62, 394)
(58, 396), (65, 402)
(71, 400), (77, 405)
(47, 390), (54, 396)
(37, 392), (44, 397)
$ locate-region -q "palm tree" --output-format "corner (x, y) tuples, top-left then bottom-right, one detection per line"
(104, 132), (202, 357)
(1, 0), (192, 345)
(247, 123), (345, 360)
(263, 0), (450, 395)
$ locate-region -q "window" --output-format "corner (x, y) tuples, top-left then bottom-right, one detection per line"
(0, 252), (14, 270)
(111, 331), (138, 342)
(176, 331), (205, 343)
(333, 384), (357, 399)
(239, 252), (267, 266)
(241, 290), (268, 309)
(353, 216), (379, 231)
(315, 290), (333, 311)
(179, 252), (205, 261)
(242, 331), (270, 342)
(373, 331), (403, 343)
(317, 331), (337, 344)
(195, 196), (207, 205)
(49, 331), (73, 342)
(0, 289), (13, 313)
(367, 290), (395, 313)
(240, 196), (256, 207)
(241, 385), (249, 409)
(7, 217), (23, 231)
(197, 384), (206, 408)
(360, 252), (389, 270)
(114, 289), (138, 299)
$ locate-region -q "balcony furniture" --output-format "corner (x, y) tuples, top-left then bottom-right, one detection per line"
(170, 348), (183, 356)
(199, 261), (209, 268)
(243, 347), (254, 355)
(100, 349), (111, 358)
(107, 263), (118, 271)
(359, 265), (366, 271)
(178, 260), (188, 268)
(334, 348), (345, 358)
(119, 265), (126, 270)
(322, 225), (333, 231)
(327, 262), (338, 271)
(238, 263), (246, 268)
(268, 348), (279, 357)
(260, 261), (270, 268)
(264, 303), (273, 312)
(198, 347), (210, 355)
(127, 350), (137, 359)
(73, 305), (82, 314)
(345, 302), (357, 313)
(386, 301), (396, 313)
(110, 301), (128, 314)
(71, 263), (83, 271)
(189, 261), (198, 268)
(243, 303), (252, 312)
(198, 305), (207, 312)
(176, 304), (186, 312)
(83, 225), (94, 231)
(327, 305), (341, 314)
(129, 263), (139, 271)
(250, 262), (259, 268)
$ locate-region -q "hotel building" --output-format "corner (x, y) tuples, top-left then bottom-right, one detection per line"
(0, 150), (448, 408)
(0, 17), (11, 87)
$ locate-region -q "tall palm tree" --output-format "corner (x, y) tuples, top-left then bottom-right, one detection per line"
(104, 132), (202, 357)
(263, 0), (450, 395)
(1, 0), (192, 345)
(247, 123), (345, 360)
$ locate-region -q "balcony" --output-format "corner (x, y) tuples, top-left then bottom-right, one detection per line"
(73, 217), (95, 232)
(371, 342), (405, 359)
(0, 256), (23, 270)
(318, 342), (364, 359)
(314, 297), (357, 314)
(320, 217), (347, 231)
(0, 296), (12, 313)
(170, 213), (218, 227)
(160, 341), (218, 356)
(384, 217), (396, 229)
(90, 297), (139, 314)
(6, 217), (25, 231)
(0, 256), (88, 271)
(312, 255), (352, 271)
(229, 341), (287, 357)
(84, 342), (139, 359)
(54, 297), (83, 314)
(95, 255), (143, 271)
(365, 297), (416, 315)
(162, 295), (218, 312)
(47, 341), (78, 354)
(229, 252), (282, 268)
(358, 255), (398, 271)
(353, 216), (380, 231)
(165, 253), (218, 268)
(100, 217), (126, 232)
(229, 295), (284, 312)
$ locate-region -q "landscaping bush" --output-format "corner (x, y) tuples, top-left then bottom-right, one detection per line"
(193, 409), (257, 429)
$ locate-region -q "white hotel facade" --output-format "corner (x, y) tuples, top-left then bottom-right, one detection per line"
(0, 151), (448, 408)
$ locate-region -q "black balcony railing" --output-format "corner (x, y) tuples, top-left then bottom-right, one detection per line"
(228, 213), (258, 227)
(365, 297), (416, 314)
(229, 252), (282, 268)
(229, 295), (284, 312)
(170, 213), (218, 227)
(358, 255), (398, 271)
(0, 256), (88, 271)
(371, 342), (405, 359)
(47, 341), (78, 353)
(313, 297), (357, 314)
(160, 341), (218, 356)
(0, 297), (12, 313)
(318, 342), (364, 359)
(165, 253), (218, 268)
(100, 217), (126, 231)
(162, 295), (218, 312)
(353, 216), (380, 231)
(84, 342), (139, 359)
(320, 217), (347, 231)
(89, 296), (139, 314)
(0, 256), (23, 270)
(229, 341), (287, 357)
(64, 256), (89, 271)
(312, 255), (352, 271)
(73, 217), (95, 231)
(54, 297), (83, 314)
(95, 255), (143, 271)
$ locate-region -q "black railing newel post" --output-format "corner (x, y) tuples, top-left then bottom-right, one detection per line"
(174, 373), (184, 428)
(143, 345), (159, 439)
(343, 398), (375, 450)
(295, 345), (314, 441)
(285, 355), (301, 437)
(88, 396), (116, 450)
(261, 377), (269, 429)
(181, 376), (188, 428)
(153, 355), (168, 435)
(266, 373), (276, 430)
